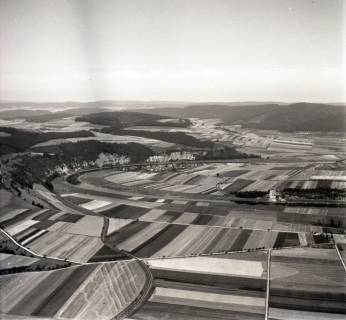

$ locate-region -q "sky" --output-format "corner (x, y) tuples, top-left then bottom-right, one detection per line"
(0, 0), (344, 102)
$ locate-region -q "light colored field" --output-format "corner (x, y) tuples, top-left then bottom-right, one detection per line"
(57, 261), (146, 319)
(150, 287), (265, 313)
(0, 208), (28, 223)
(65, 215), (104, 237)
(64, 192), (161, 210)
(28, 231), (103, 262)
(5, 219), (39, 236)
(311, 175), (346, 181)
(149, 257), (264, 277)
(271, 247), (340, 260)
(48, 221), (73, 232)
(152, 225), (206, 258)
(243, 230), (277, 250)
(80, 199), (112, 211)
(0, 270), (52, 313)
(0, 260), (147, 320)
(139, 209), (166, 221)
(173, 212), (199, 224)
(128, 196), (144, 201)
(31, 131), (174, 148)
(118, 222), (168, 252)
(108, 218), (133, 235)
(0, 253), (39, 269)
(21, 230), (47, 246)
(0, 117), (103, 133)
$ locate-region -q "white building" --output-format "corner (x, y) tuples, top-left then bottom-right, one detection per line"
(95, 153), (130, 168)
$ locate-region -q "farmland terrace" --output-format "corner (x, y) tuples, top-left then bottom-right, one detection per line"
(1, 108), (346, 319)
(40, 158), (346, 318)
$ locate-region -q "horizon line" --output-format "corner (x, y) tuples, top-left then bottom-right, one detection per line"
(0, 99), (345, 105)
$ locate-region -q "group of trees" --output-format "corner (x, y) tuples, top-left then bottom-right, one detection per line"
(283, 187), (346, 200)
(0, 127), (94, 153)
(197, 146), (257, 160)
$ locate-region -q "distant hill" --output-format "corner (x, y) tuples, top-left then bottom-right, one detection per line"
(134, 103), (346, 132)
(76, 111), (211, 148)
(76, 111), (169, 128)
(0, 107), (109, 122)
(1, 101), (345, 132)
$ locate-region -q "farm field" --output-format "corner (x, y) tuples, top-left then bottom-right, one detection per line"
(105, 218), (302, 258)
(0, 116), (104, 132)
(132, 251), (268, 319)
(102, 161), (346, 197)
(31, 130), (174, 148)
(1, 111), (346, 319)
(1, 206), (105, 263)
(60, 190), (326, 250)
(269, 247), (346, 315)
(0, 260), (147, 319)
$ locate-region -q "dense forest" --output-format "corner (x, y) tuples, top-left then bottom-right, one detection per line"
(0, 127), (94, 153)
(77, 111), (211, 148)
(9, 141), (154, 189)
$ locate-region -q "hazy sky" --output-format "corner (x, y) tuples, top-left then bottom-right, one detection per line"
(0, 0), (344, 102)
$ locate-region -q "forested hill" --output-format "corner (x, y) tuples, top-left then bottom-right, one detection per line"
(76, 111), (190, 128)
(134, 103), (346, 132)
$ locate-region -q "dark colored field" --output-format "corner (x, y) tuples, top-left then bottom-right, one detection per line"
(207, 228), (242, 253)
(9, 266), (77, 316)
(88, 245), (126, 262)
(142, 197), (157, 202)
(201, 228), (231, 253)
(33, 210), (58, 221)
(32, 220), (56, 230)
(155, 211), (182, 223)
(129, 224), (171, 254)
(271, 255), (340, 266)
(270, 287), (346, 302)
(134, 224), (188, 258)
(55, 213), (83, 223)
(133, 302), (264, 320)
(151, 269), (266, 292)
(1, 209), (37, 227)
(222, 170), (249, 178)
(191, 214), (214, 225)
(269, 249), (346, 314)
(32, 264), (98, 317)
(159, 203), (190, 213)
(107, 221), (150, 246)
(230, 229), (252, 251)
(274, 232), (300, 248)
(63, 196), (91, 205)
(317, 180), (332, 189)
(15, 227), (39, 242)
(269, 294), (346, 314)
(187, 205), (230, 216)
(155, 279), (265, 298)
(101, 204), (149, 219)
(224, 179), (255, 193)
(22, 230), (49, 245)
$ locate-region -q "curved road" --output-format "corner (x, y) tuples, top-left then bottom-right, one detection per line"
(101, 217), (155, 320)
